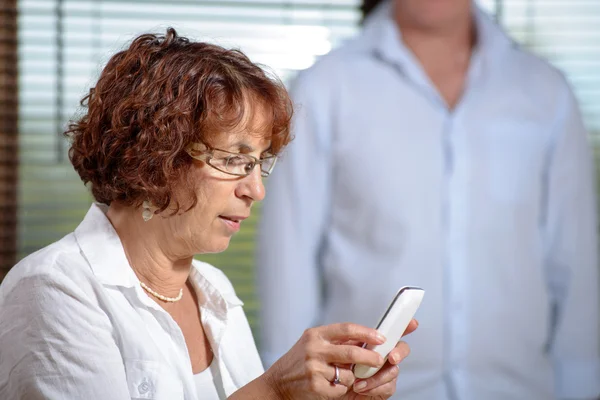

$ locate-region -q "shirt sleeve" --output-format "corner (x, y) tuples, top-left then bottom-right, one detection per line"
(543, 81), (600, 400)
(0, 269), (131, 399)
(256, 69), (334, 368)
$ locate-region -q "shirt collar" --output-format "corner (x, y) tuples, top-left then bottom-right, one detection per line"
(189, 262), (245, 357)
(360, 0), (514, 71)
(190, 262), (244, 321)
(74, 203), (139, 288)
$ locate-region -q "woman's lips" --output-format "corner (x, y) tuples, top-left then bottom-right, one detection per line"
(219, 215), (247, 232)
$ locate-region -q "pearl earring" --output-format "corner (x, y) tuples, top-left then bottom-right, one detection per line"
(142, 200), (154, 222)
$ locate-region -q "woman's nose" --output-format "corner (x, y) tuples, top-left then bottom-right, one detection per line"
(236, 166), (266, 202)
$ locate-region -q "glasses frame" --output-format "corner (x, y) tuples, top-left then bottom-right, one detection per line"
(186, 143), (277, 178)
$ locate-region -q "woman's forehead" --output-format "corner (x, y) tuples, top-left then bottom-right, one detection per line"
(219, 132), (272, 153)
(219, 103), (273, 150)
(202, 92), (276, 152)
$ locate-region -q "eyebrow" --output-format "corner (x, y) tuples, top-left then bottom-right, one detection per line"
(235, 143), (254, 153)
(230, 141), (271, 154)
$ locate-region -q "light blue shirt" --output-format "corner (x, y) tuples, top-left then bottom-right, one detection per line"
(257, 2), (600, 400)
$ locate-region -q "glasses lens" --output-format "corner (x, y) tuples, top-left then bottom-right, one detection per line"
(223, 154), (255, 176)
(206, 149), (276, 177)
(260, 156), (277, 177)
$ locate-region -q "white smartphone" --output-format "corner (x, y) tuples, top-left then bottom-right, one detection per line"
(352, 286), (424, 379)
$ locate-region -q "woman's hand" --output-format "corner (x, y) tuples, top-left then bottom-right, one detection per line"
(263, 319), (418, 400)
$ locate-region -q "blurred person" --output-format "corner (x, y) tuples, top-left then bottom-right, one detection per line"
(0, 28), (418, 400)
(257, 0), (600, 399)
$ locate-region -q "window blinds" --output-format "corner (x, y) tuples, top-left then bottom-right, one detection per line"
(0, 0), (18, 278)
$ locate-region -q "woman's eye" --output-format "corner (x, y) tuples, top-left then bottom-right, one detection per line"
(226, 156), (246, 166)
(244, 162), (255, 174)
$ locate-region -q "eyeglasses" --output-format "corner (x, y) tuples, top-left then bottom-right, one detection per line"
(186, 143), (277, 178)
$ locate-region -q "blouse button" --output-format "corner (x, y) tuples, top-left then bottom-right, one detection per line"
(138, 377), (151, 395)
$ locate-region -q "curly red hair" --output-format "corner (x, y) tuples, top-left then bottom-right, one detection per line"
(66, 28), (293, 212)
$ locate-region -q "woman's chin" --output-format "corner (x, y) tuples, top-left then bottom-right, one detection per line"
(197, 237), (232, 255)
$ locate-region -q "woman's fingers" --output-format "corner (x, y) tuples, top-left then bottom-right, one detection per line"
(402, 319), (419, 337)
(327, 319), (417, 348)
(327, 344), (384, 368)
(319, 323), (386, 346)
(355, 378), (398, 398)
(349, 326), (415, 397)
(289, 322), (412, 398)
(301, 360), (353, 396)
(326, 364), (356, 388)
(268, 320), (411, 400)
(352, 363), (400, 396)
(386, 340), (411, 365)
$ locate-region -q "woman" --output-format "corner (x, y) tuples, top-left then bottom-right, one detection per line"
(0, 29), (417, 399)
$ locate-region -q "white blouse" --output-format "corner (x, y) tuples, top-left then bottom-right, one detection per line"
(194, 361), (224, 400)
(0, 203), (264, 399)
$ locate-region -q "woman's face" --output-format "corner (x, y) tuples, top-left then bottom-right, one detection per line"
(160, 112), (271, 256)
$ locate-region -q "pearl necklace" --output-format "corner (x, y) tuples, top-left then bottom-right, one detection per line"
(140, 281), (183, 303)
